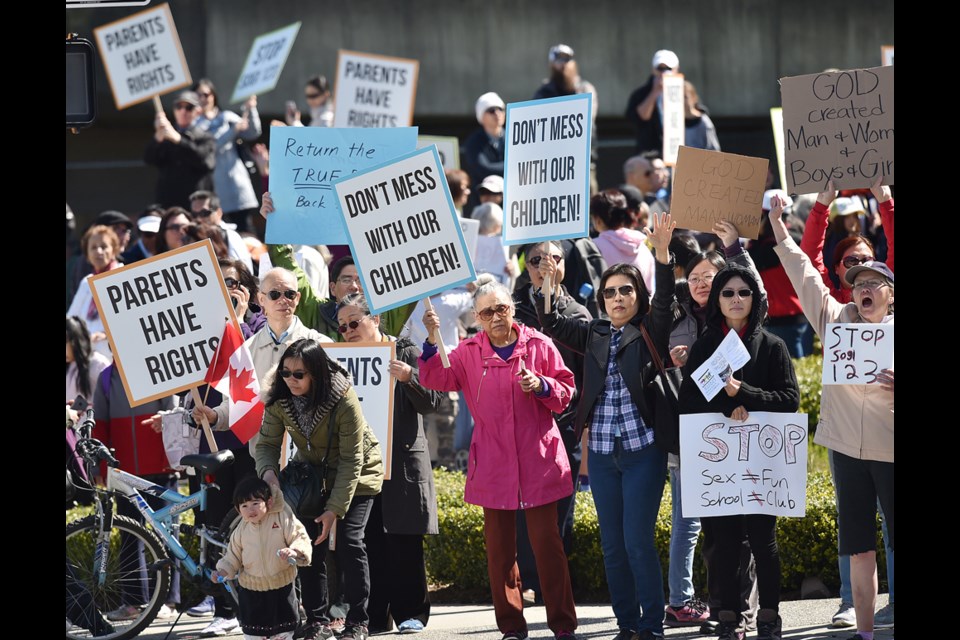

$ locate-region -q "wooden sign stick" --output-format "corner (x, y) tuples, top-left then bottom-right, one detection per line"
(423, 297), (450, 368)
(543, 274), (552, 314)
(152, 95), (164, 115)
(189, 387), (220, 452)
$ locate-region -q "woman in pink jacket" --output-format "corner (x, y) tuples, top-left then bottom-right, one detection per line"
(420, 281), (579, 640)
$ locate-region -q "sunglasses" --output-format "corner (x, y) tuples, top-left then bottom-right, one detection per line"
(719, 289), (753, 298)
(485, 106), (504, 114)
(279, 369), (307, 380)
(338, 319), (364, 334)
(174, 103), (196, 111)
(476, 304), (511, 321)
(194, 208), (214, 217)
(266, 289), (297, 301)
(223, 277), (240, 290)
(305, 92), (323, 99)
(166, 223), (187, 232)
(527, 254), (562, 267)
(601, 285), (635, 299)
(841, 255), (873, 269)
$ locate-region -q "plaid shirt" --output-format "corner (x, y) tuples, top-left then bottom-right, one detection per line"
(588, 327), (654, 454)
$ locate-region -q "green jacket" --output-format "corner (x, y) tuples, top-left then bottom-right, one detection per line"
(255, 387), (383, 518)
(268, 244), (417, 341)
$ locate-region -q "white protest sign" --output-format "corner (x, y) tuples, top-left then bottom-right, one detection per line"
(93, 3), (192, 110)
(333, 50), (420, 128)
(770, 107), (788, 194)
(692, 330), (751, 401)
(459, 217), (480, 261)
(662, 72), (685, 166)
(323, 342), (396, 480)
(417, 135), (461, 170)
(503, 93), (592, 246)
(89, 241), (237, 406)
(334, 145), (477, 315)
(230, 22), (301, 104)
(822, 322), (894, 385)
(680, 412), (808, 518)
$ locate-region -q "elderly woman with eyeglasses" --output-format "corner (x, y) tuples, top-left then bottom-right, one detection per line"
(419, 280), (579, 640)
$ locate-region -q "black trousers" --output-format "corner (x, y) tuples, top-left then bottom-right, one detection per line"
(365, 494), (431, 630)
(300, 494), (375, 627)
(705, 515), (778, 614)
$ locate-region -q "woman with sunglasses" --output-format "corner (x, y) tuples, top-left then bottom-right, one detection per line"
(255, 338), (383, 640)
(419, 281), (579, 640)
(219, 258), (265, 338)
(334, 293), (442, 634)
(770, 195), (894, 640)
(535, 212), (676, 640)
(678, 262), (800, 640)
(154, 208), (193, 254)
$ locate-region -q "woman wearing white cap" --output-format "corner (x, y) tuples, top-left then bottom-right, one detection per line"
(626, 49), (680, 155)
(464, 92), (506, 212)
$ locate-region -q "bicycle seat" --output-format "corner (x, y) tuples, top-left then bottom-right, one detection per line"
(180, 450), (235, 474)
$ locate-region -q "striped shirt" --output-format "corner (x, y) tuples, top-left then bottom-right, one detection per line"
(588, 327), (654, 454)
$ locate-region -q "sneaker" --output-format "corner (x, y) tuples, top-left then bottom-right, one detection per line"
(188, 595), (216, 617)
(611, 630), (639, 640)
(716, 611), (745, 640)
(699, 618), (719, 634)
(874, 602), (894, 628)
(398, 619), (425, 633)
(106, 604), (140, 622)
(755, 610), (782, 640)
(829, 601), (855, 628)
(501, 631), (529, 640)
(300, 622), (338, 640)
(155, 604), (178, 619)
(341, 625), (370, 640)
(664, 598), (710, 626)
(329, 617), (346, 635)
(200, 616), (240, 637)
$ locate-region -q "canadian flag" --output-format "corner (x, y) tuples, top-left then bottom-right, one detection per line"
(204, 322), (265, 444)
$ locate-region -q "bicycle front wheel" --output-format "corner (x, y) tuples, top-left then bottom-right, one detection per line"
(66, 514), (170, 640)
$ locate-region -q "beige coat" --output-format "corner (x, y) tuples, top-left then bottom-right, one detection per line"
(774, 238), (893, 462)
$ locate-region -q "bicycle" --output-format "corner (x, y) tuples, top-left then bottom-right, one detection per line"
(66, 398), (240, 640)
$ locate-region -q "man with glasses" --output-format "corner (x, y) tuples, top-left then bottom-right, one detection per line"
(626, 49), (681, 155)
(144, 90), (216, 209)
(189, 189), (254, 272)
(623, 154), (671, 216)
(464, 91), (507, 213)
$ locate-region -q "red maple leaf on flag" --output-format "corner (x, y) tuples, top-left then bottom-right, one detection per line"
(230, 365), (259, 405)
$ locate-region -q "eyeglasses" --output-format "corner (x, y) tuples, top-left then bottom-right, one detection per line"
(553, 56), (573, 64)
(719, 288), (753, 298)
(657, 65), (673, 72)
(305, 92), (323, 99)
(602, 285), (635, 299)
(279, 369), (307, 380)
(223, 277), (240, 290)
(852, 279), (888, 292)
(337, 275), (361, 285)
(688, 273), (717, 287)
(174, 103), (196, 111)
(485, 106), (504, 115)
(527, 255), (563, 267)
(266, 289), (298, 301)
(476, 304), (511, 321)
(337, 318), (365, 334)
(841, 255), (873, 269)
(195, 208), (214, 217)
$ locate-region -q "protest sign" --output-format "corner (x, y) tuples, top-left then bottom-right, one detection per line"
(93, 3), (191, 110)
(680, 412), (808, 518)
(692, 330), (751, 401)
(882, 46), (894, 66)
(266, 126), (418, 246)
(333, 50), (419, 128)
(503, 94), (592, 246)
(823, 322), (894, 385)
(780, 66), (894, 193)
(770, 107), (788, 194)
(459, 217), (480, 261)
(89, 240), (237, 406)
(670, 146), (768, 239)
(334, 145), (476, 315)
(323, 342), (396, 480)
(417, 135), (460, 170)
(662, 72), (685, 166)
(229, 22), (301, 104)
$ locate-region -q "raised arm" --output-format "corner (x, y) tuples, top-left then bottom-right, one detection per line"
(799, 181), (838, 293)
(871, 176), (894, 273)
(646, 212), (678, 355)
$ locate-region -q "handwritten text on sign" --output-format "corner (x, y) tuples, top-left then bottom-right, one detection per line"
(670, 147), (768, 240)
(230, 22), (301, 104)
(781, 66), (894, 193)
(334, 146), (476, 315)
(333, 50), (419, 128)
(266, 127), (418, 246)
(680, 412), (808, 518)
(89, 241), (236, 406)
(823, 322), (894, 385)
(93, 3), (191, 109)
(503, 94), (592, 246)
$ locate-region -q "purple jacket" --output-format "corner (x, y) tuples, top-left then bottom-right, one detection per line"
(420, 323), (574, 510)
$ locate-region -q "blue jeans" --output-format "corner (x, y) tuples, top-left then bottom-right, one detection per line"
(668, 463), (701, 606)
(589, 439), (667, 633)
(829, 450), (895, 604)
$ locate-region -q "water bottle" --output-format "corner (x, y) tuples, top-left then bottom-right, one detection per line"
(578, 282), (594, 303)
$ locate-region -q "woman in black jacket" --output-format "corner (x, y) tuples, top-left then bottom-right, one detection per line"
(336, 293), (443, 634)
(678, 263), (799, 640)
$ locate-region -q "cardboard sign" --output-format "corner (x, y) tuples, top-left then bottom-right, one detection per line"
(670, 146), (768, 239)
(503, 93), (592, 246)
(93, 3), (191, 110)
(266, 126), (418, 246)
(770, 107), (788, 193)
(459, 217), (480, 262)
(662, 72), (685, 166)
(417, 135), (460, 170)
(680, 412), (809, 518)
(882, 46), (895, 67)
(323, 342), (396, 480)
(823, 322), (894, 385)
(333, 50), (419, 128)
(780, 66), (894, 193)
(89, 241), (237, 406)
(333, 146), (477, 315)
(230, 22), (301, 104)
